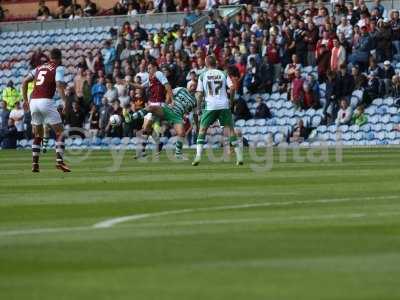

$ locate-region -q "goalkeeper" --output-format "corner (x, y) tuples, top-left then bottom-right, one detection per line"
(124, 87), (197, 159)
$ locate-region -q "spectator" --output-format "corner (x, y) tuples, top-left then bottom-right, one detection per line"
(316, 43), (331, 83)
(2, 81), (21, 110)
(264, 36), (282, 83)
(348, 25), (373, 70)
(336, 98), (353, 125)
(284, 54), (301, 82)
(351, 104), (368, 126)
(302, 82), (318, 110)
(88, 105), (100, 138)
(85, 51), (96, 73)
(291, 70), (304, 108)
(336, 64), (355, 99)
(132, 21), (148, 42)
(233, 97), (251, 121)
(330, 38), (346, 72)
(37, 0), (50, 20)
(127, 3), (138, 16)
(290, 119), (307, 144)
(254, 95), (271, 119)
(392, 75), (400, 99)
(92, 77), (106, 107)
(186, 71), (197, 92)
(243, 57), (261, 94)
(391, 10), (400, 57)
(99, 98), (111, 137)
(65, 102), (85, 138)
(323, 70), (340, 121)
(376, 19), (393, 62)
(113, 2), (127, 15)
(305, 21), (319, 66)
(382, 60), (395, 95)
(74, 67), (87, 105)
(351, 65), (367, 90)
(101, 41), (116, 76)
(1, 118), (17, 149)
(204, 11), (217, 36)
(0, 4), (8, 21)
(259, 56), (273, 94)
(337, 18), (353, 42)
(83, 0), (97, 17)
(0, 100), (9, 147)
(362, 71), (380, 106)
(103, 78), (118, 103)
(9, 101), (24, 140)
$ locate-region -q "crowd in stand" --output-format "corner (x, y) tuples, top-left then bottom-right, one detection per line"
(1, 0), (207, 22)
(1, 0), (400, 148)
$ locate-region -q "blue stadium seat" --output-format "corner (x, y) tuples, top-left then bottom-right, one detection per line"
(235, 119), (245, 127)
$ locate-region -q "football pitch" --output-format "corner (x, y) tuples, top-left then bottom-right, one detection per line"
(1, 147), (400, 300)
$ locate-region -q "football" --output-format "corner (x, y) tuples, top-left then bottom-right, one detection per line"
(110, 114), (122, 127)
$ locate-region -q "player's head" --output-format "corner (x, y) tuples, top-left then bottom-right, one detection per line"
(50, 48), (63, 65)
(205, 56), (217, 69)
(147, 61), (158, 75)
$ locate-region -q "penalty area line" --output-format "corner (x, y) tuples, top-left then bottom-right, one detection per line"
(92, 195), (398, 229)
(0, 195), (397, 237)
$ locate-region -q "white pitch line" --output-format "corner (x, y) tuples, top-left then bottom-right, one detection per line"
(92, 195), (399, 228)
(0, 195), (398, 237)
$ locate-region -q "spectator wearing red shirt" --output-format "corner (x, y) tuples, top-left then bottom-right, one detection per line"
(264, 37), (281, 83)
(291, 70), (304, 107)
(302, 82), (317, 109)
(305, 21), (319, 66)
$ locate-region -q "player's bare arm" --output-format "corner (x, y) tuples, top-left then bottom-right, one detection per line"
(21, 75), (34, 111)
(195, 91), (204, 115)
(165, 83), (173, 105)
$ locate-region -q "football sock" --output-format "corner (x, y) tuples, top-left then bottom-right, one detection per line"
(141, 134), (148, 154)
(55, 133), (65, 164)
(42, 136), (49, 150)
(195, 133), (205, 159)
(32, 137), (42, 165)
(230, 135), (243, 162)
(176, 137), (184, 156)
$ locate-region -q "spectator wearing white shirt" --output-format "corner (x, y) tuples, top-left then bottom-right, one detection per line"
(9, 101), (24, 140)
(136, 62), (150, 88)
(186, 71), (197, 92)
(336, 98), (353, 125)
(337, 17), (353, 41)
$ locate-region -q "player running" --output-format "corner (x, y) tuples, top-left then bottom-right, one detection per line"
(22, 48), (71, 173)
(193, 56), (243, 166)
(124, 87), (196, 159)
(136, 61), (173, 158)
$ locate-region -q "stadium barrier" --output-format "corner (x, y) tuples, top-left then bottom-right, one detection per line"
(0, 5), (242, 33)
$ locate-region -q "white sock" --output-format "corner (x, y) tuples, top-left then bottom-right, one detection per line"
(196, 143), (203, 159)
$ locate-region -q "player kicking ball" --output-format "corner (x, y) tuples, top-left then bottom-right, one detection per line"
(193, 56), (243, 166)
(22, 48), (71, 173)
(124, 87), (196, 160)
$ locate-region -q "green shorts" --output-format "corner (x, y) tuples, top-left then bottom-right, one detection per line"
(162, 106), (183, 125)
(200, 109), (234, 129)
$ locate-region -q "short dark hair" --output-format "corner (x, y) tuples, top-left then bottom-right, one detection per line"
(206, 56), (217, 68)
(50, 48), (62, 61)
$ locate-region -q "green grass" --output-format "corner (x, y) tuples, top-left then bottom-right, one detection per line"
(1, 147), (400, 300)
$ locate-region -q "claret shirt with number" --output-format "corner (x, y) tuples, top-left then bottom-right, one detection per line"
(29, 62), (65, 100)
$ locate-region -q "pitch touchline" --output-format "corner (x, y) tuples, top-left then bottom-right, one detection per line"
(92, 195), (398, 228)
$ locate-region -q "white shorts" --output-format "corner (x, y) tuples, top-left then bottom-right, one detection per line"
(30, 98), (62, 126)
